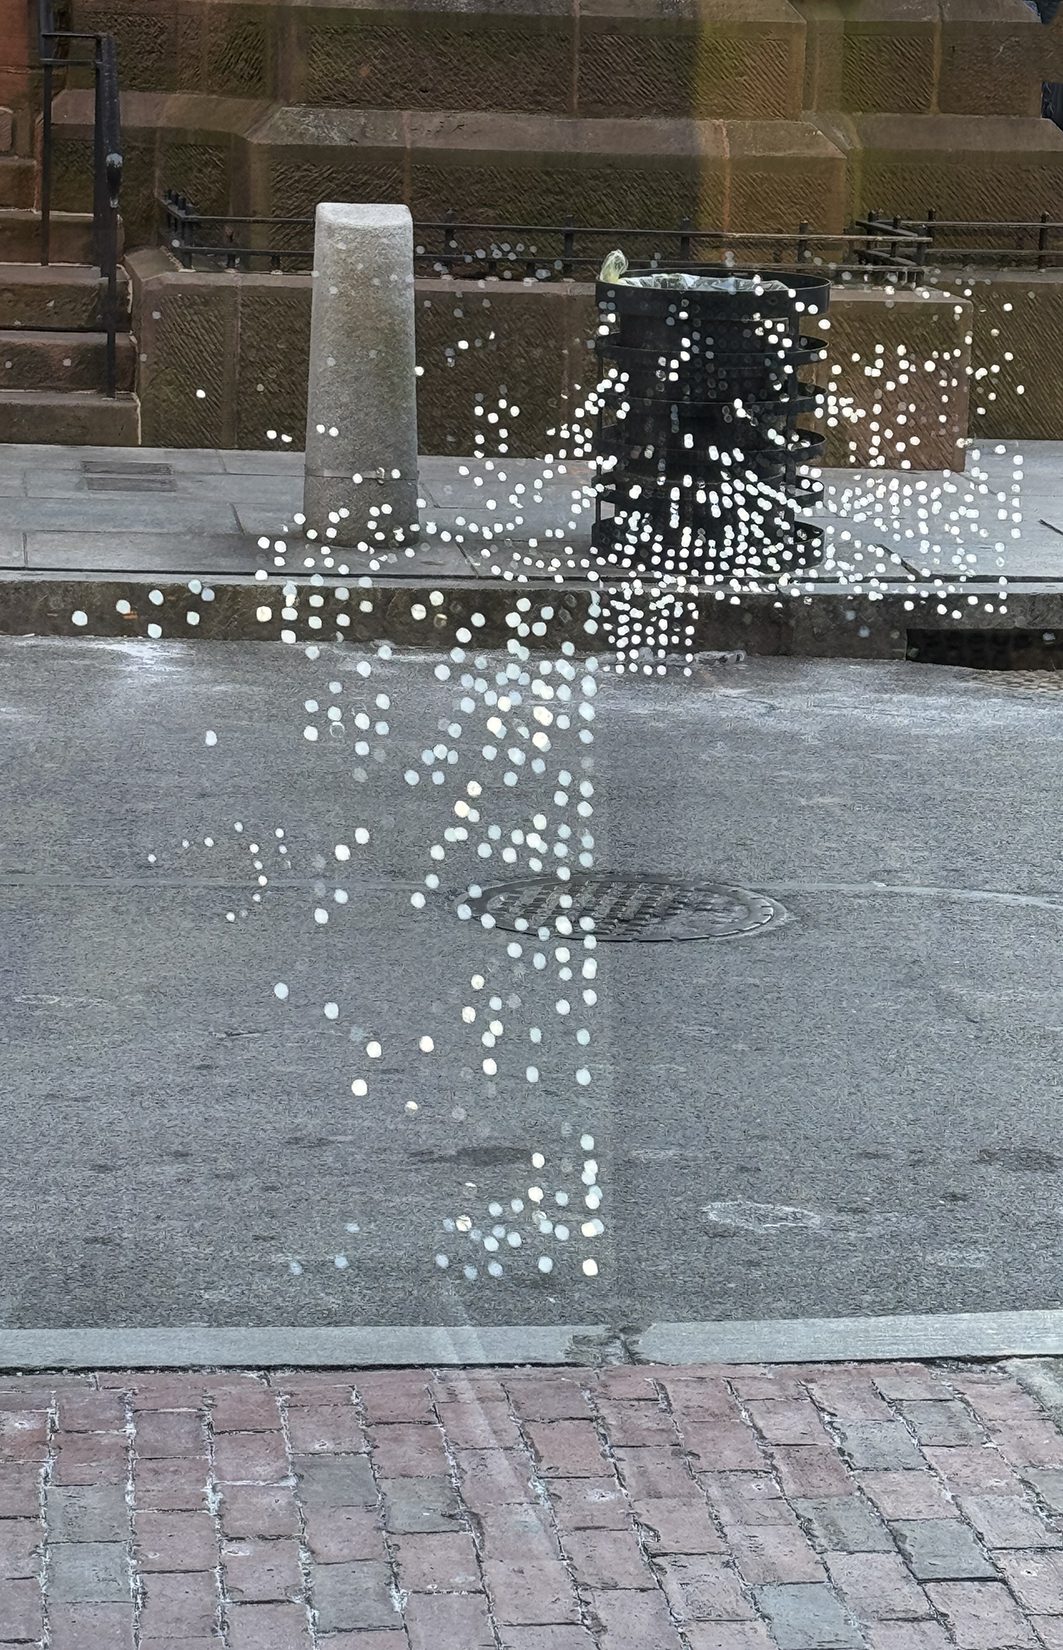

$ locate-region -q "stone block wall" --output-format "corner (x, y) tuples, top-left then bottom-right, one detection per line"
(247, 108), (849, 233)
(52, 90), (851, 246)
(129, 252), (987, 466)
(809, 285), (971, 468)
(68, 0), (1060, 120)
(0, 0), (36, 154)
(966, 269), (1063, 440)
(66, 0), (276, 97)
(69, 0), (807, 115)
(45, 0), (1063, 259)
(818, 111), (1063, 226)
(51, 90), (263, 251)
(799, 0), (1060, 117)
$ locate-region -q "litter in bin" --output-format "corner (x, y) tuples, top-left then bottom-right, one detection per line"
(598, 249), (791, 296)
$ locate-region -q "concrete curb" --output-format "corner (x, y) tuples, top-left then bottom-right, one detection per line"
(0, 1325), (608, 1370)
(3, 568), (1063, 659)
(6, 1311), (1063, 1369)
(636, 1310), (1063, 1364)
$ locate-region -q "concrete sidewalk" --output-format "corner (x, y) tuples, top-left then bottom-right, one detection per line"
(3, 440), (1063, 659)
(0, 439), (1058, 584)
(4, 1360), (1063, 1649)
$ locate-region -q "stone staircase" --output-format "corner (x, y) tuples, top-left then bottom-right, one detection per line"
(0, 152), (138, 445)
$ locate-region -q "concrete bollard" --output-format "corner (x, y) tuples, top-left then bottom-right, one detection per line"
(303, 202), (419, 548)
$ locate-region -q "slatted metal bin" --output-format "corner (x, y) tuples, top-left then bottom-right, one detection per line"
(591, 266), (830, 577)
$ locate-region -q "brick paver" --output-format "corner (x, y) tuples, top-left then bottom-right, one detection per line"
(2, 1361), (1063, 1644)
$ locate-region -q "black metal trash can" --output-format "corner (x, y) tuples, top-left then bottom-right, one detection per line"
(591, 264), (830, 578)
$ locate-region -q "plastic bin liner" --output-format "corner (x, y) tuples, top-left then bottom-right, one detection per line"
(598, 249), (790, 295)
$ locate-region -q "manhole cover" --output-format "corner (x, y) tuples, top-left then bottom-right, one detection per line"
(460, 874), (787, 943)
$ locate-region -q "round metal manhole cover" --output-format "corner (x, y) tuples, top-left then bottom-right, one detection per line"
(460, 874), (787, 943)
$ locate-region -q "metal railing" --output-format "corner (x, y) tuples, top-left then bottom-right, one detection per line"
(411, 217), (930, 283)
(36, 0), (123, 395)
(160, 193), (1063, 283)
(857, 209), (1063, 270)
(158, 195), (933, 283)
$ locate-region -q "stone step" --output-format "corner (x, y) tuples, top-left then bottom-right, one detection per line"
(0, 329), (137, 393)
(0, 262), (131, 330)
(0, 157), (36, 211)
(0, 389), (140, 445)
(0, 210), (97, 264)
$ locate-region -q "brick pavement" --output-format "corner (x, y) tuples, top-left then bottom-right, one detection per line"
(2, 1361), (1063, 1647)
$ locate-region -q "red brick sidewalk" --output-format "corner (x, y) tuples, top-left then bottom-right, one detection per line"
(2, 1360), (1063, 1649)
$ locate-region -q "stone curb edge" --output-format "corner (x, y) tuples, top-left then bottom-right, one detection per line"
(3, 570), (1063, 658)
(5, 1310), (1063, 1369)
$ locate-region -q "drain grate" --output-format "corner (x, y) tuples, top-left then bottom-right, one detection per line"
(969, 670), (1063, 697)
(907, 628), (1062, 671)
(82, 460), (176, 494)
(461, 873), (787, 943)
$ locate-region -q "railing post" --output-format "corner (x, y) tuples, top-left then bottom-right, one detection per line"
(99, 34), (122, 397)
(1038, 210), (1050, 272)
(443, 206), (459, 276)
(40, 58), (53, 264)
(916, 207), (934, 271)
(104, 146), (121, 398)
(561, 216), (575, 279)
(175, 193), (193, 267)
(187, 197), (200, 267)
(104, 274), (116, 396)
(91, 39), (104, 268)
(33, 10), (124, 392)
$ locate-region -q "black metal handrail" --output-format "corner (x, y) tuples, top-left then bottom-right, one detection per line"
(36, 0), (123, 395)
(158, 194), (932, 283)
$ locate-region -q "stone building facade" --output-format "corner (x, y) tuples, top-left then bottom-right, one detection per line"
(41, 0), (1063, 244)
(0, 0), (1062, 453)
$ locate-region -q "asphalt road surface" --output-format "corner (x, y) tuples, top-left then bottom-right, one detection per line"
(2, 635), (1062, 1334)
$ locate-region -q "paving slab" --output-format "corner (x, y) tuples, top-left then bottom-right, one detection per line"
(24, 532), (260, 573)
(21, 470), (301, 506)
(1, 496), (242, 533)
(2, 443), (1061, 600)
(219, 449), (306, 474)
(0, 441), (87, 468)
(0, 529), (24, 566)
(1, 1361), (1059, 1647)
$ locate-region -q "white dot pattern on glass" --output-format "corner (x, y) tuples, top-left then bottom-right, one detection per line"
(120, 273), (1040, 1289)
